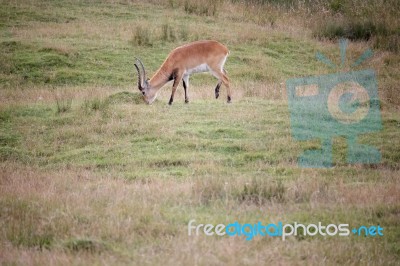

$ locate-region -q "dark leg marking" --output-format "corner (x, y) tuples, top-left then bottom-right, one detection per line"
(169, 75), (182, 105)
(227, 95), (231, 103)
(169, 79), (176, 105)
(215, 82), (221, 99)
(183, 80), (189, 103)
(168, 69), (178, 105)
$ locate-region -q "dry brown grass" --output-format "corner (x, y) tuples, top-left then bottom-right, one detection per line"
(1, 162), (399, 265)
(287, 170), (400, 206)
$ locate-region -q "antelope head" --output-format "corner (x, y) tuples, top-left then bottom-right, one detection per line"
(134, 58), (158, 104)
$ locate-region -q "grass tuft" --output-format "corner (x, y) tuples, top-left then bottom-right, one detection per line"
(131, 25), (153, 47)
(238, 177), (286, 204)
(161, 23), (177, 42)
(64, 238), (107, 253)
(106, 91), (143, 105)
(53, 87), (73, 114)
(1, 199), (54, 250)
(82, 98), (107, 113)
(183, 0), (221, 16)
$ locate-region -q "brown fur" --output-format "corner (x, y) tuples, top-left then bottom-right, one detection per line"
(137, 40), (231, 104)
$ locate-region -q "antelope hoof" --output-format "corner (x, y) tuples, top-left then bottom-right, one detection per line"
(215, 92), (219, 99)
(227, 96), (231, 103)
(185, 99), (189, 103)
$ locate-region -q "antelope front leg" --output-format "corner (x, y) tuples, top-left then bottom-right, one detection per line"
(182, 75), (190, 103)
(169, 72), (183, 105)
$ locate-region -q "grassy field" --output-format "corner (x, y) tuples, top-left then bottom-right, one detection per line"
(0, 0), (399, 265)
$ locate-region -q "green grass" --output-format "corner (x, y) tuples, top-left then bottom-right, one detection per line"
(0, 0), (399, 265)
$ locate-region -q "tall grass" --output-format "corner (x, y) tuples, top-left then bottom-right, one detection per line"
(183, 0), (222, 16)
(161, 23), (177, 42)
(308, 0), (400, 52)
(131, 25), (152, 47)
(173, 0), (399, 52)
(224, 0), (399, 52)
(53, 87), (73, 114)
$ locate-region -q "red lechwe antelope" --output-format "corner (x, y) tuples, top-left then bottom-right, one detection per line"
(134, 40), (231, 105)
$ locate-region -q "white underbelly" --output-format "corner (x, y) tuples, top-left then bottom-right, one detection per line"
(185, 64), (209, 75)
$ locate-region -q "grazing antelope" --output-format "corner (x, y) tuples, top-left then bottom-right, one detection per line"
(134, 40), (231, 105)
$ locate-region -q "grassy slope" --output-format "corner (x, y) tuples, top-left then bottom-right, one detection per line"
(0, 0), (399, 265)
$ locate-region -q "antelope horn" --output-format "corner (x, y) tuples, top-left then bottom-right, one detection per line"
(135, 57), (146, 81)
(134, 62), (143, 91)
